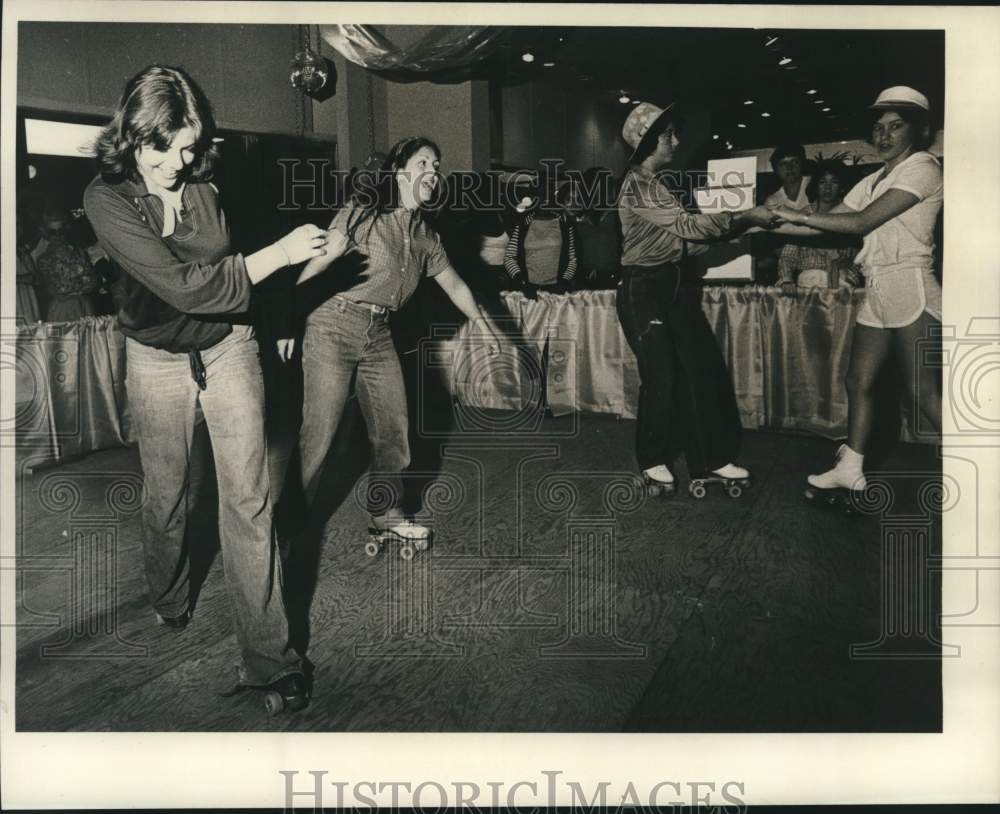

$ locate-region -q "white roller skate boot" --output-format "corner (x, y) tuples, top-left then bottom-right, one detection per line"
(365, 519), (432, 560)
(805, 444), (866, 513)
(641, 464), (676, 497)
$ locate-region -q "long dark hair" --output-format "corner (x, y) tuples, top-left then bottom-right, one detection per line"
(806, 159), (850, 201)
(345, 136), (442, 244)
(93, 65), (218, 183)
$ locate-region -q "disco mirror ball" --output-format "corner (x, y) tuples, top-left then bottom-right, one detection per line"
(289, 48), (328, 94)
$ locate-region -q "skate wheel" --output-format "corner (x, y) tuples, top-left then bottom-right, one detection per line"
(690, 483), (707, 499)
(264, 691), (285, 716)
(364, 540), (381, 557)
(399, 545), (415, 561)
(727, 484), (743, 499)
(414, 538), (430, 552)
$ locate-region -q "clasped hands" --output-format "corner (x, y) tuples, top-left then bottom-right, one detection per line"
(763, 202), (805, 226)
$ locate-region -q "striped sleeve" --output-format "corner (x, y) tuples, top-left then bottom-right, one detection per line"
(562, 216), (578, 282)
(504, 215), (526, 281)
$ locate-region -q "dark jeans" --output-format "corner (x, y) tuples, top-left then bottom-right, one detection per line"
(298, 296), (410, 526)
(616, 264), (742, 474)
(125, 325), (302, 685)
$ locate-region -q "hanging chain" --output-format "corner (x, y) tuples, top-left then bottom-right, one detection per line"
(293, 25), (304, 137)
(366, 71), (376, 157)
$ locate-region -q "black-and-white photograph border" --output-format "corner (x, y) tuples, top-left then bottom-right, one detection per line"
(1, 1), (998, 809)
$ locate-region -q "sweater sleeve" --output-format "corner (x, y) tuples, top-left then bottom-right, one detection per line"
(83, 181), (252, 315)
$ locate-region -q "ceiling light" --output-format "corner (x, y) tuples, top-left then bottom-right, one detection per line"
(632, 99), (641, 105)
(744, 99), (754, 105)
(737, 123), (747, 128)
(522, 52), (535, 63)
(543, 62), (555, 68)
(822, 107), (831, 112)
(814, 100), (825, 104)
(713, 134), (720, 140)
(840, 140), (847, 145)
(779, 57), (792, 66)
(761, 112), (771, 118)
(765, 36), (779, 47)
(619, 95), (631, 104)
(807, 89), (817, 95)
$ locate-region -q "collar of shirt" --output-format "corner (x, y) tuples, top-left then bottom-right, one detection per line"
(113, 175), (187, 238)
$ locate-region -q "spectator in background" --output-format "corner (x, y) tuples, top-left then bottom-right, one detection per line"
(33, 203), (100, 322)
(765, 142), (812, 212)
(566, 167), (622, 289)
(778, 159), (863, 293)
(474, 180), (512, 289)
(503, 166), (578, 297)
(15, 210), (42, 325)
(755, 143), (813, 286)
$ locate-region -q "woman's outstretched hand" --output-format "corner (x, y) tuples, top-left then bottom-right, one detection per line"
(277, 224), (329, 265)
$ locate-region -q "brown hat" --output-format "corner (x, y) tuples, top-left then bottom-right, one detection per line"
(622, 101), (675, 161)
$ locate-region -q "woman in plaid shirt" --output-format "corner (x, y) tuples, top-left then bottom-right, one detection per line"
(777, 160), (863, 293)
(292, 136), (505, 547)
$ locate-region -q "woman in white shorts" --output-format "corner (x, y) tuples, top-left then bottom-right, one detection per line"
(769, 85), (943, 496)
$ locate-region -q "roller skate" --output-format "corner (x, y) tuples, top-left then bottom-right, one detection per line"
(640, 464), (676, 498)
(803, 444), (866, 514)
(219, 671), (310, 716)
(365, 520), (432, 560)
(155, 609), (191, 630)
(688, 463), (752, 499)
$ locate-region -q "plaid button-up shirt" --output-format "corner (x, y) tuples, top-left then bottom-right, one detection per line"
(329, 201), (451, 311)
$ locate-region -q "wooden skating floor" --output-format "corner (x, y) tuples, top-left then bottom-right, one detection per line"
(14, 408), (942, 732)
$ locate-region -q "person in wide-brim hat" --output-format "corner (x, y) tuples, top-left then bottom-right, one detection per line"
(621, 101), (678, 163)
(614, 96), (777, 497)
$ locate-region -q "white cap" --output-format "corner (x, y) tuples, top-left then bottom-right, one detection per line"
(870, 86), (930, 112)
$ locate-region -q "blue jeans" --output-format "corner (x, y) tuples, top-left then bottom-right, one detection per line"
(298, 296), (410, 526)
(126, 325), (302, 684)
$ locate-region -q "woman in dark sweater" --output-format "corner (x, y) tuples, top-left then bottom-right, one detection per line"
(84, 65), (347, 713)
(503, 170), (578, 296)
